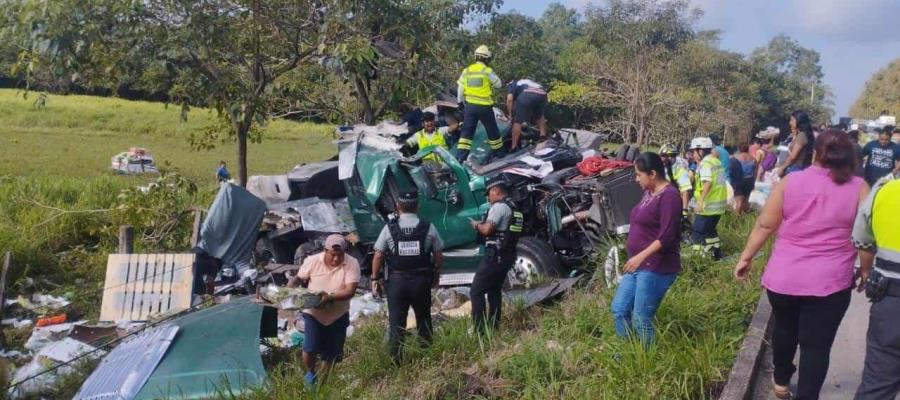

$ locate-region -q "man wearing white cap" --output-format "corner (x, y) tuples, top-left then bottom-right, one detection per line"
(288, 234), (360, 386)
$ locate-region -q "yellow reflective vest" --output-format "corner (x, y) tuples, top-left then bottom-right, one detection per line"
(415, 129), (448, 151)
(671, 160), (693, 193)
(853, 176), (900, 278)
(872, 179), (900, 262)
(694, 155), (727, 215)
(458, 62), (495, 106)
(408, 128), (449, 162)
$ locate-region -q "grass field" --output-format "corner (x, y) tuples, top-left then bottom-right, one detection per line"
(0, 90), (763, 399)
(0, 89), (336, 181)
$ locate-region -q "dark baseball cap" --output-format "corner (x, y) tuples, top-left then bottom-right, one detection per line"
(398, 191), (418, 203)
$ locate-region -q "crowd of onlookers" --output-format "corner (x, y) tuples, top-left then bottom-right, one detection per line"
(618, 110), (900, 400)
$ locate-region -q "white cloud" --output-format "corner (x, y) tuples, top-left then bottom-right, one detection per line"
(799, 0), (899, 41)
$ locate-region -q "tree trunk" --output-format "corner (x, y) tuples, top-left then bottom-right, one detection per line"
(235, 123), (249, 187)
(353, 74), (375, 124)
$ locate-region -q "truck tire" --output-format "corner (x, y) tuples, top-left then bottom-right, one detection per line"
(625, 145), (640, 162)
(506, 236), (563, 288)
(615, 144), (630, 161)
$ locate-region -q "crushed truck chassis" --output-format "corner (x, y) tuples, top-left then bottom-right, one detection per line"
(250, 120), (642, 287)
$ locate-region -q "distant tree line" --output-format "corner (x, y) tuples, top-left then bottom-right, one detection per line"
(850, 58), (900, 119)
(0, 0), (836, 182)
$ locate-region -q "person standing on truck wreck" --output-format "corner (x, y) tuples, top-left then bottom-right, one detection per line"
(456, 45), (503, 163)
(611, 152), (682, 345)
(506, 79), (548, 151)
(370, 191), (444, 364)
(287, 235), (360, 386)
(470, 179), (524, 334)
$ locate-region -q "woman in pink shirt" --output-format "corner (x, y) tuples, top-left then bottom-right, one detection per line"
(734, 130), (869, 400)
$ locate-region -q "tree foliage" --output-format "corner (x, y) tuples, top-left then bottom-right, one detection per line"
(473, 12), (557, 87)
(545, 0), (832, 146)
(849, 58), (900, 118)
(2, 0), (838, 158)
(8, 0), (348, 185)
(325, 0), (500, 124)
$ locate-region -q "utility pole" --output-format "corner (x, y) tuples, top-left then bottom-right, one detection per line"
(810, 77), (818, 104)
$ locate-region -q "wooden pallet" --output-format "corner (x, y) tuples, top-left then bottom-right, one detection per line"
(99, 254), (195, 322)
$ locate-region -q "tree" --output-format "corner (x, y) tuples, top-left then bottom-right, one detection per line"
(539, 3), (582, 55)
(667, 37), (763, 145)
(571, 0), (698, 145)
(11, 0), (341, 186)
(849, 58), (900, 118)
(749, 34), (833, 124)
(474, 12), (557, 89)
(327, 0), (500, 124)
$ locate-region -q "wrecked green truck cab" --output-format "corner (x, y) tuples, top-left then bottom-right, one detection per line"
(254, 120), (641, 286)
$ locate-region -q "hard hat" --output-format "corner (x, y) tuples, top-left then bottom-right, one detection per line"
(659, 143), (677, 155)
(474, 45), (492, 59)
(689, 137), (713, 150)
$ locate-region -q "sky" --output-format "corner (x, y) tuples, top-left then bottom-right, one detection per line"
(500, 0), (900, 118)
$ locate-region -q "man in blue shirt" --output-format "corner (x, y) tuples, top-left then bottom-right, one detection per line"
(862, 127), (900, 187)
(710, 134), (730, 182)
(216, 161), (231, 182)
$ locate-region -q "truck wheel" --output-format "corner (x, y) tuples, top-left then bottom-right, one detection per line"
(506, 236), (563, 288)
(625, 145), (640, 162)
(615, 144), (630, 161)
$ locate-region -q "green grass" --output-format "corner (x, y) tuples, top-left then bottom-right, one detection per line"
(0, 90), (764, 399)
(241, 213), (763, 400)
(0, 89), (336, 181)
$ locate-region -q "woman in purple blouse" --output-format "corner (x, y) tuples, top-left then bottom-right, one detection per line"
(611, 152), (683, 344)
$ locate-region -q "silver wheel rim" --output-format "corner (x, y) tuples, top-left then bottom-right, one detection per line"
(507, 255), (540, 288)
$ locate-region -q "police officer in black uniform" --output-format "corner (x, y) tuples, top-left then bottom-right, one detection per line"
(370, 191), (444, 363)
(470, 179), (523, 333)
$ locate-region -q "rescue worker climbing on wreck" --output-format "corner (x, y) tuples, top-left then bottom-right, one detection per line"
(457, 45), (503, 163)
(403, 111), (451, 163)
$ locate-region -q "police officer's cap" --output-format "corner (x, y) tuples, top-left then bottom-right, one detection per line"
(398, 191), (418, 204)
(485, 179), (509, 193)
(422, 111), (436, 122)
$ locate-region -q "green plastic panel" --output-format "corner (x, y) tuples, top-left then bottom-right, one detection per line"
(136, 298), (268, 399)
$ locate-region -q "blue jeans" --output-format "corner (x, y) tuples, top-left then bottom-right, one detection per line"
(611, 269), (677, 344)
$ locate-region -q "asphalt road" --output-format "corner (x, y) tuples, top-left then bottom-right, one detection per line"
(752, 291), (891, 399)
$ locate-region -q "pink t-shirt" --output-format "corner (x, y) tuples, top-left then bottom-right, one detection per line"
(762, 165), (864, 296)
(296, 253), (360, 325)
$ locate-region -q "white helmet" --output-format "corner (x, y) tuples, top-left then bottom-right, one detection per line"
(474, 45), (492, 59)
(689, 137), (713, 150)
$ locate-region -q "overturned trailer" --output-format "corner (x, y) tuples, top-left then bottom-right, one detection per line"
(252, 120), (642, 287)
